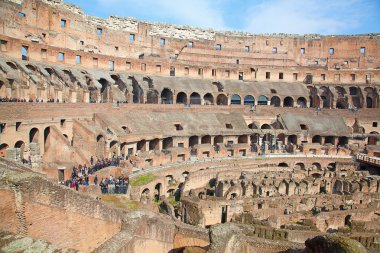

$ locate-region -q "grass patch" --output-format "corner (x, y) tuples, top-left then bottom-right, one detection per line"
(130, 173), (156, 186)
(101, 195), (139, 210)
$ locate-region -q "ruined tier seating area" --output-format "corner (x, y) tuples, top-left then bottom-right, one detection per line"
(0, 0), (380, 253)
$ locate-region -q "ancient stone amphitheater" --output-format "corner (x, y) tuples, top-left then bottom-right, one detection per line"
(0, 0), (380, 252)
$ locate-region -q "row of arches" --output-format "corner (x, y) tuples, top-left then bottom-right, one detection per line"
(158, 89), (308, 107)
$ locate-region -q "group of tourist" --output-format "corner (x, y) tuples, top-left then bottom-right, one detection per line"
(99, 175), (129, 194)
(64, 155), (129, 194)
(0, 97), (62, 103)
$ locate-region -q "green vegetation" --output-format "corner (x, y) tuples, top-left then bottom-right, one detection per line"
(101, 195), (139, 210)
(130, 173), (156, 186)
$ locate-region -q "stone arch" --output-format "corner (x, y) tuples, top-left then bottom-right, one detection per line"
(132, 78), (144, 103)
(29, 128), (40, 143)
(319, 86), (333, 109)
(154, 183), (162, 200)
(137, 140), (146, 151)
(295, 162), (305, 170)
(325, 136), (335, 145)
(248, 122), (258, 129)
(287, 135), (297, 145)
(14, 141), (25, 160)
(146, 89), (159, 104)
(149, 138), (159, 151)
(176, 92), (187, 104)
(270, 96), (281, 107)
(368, 131), (379, 145)
(0, 143), (9, 157)
(231, 94), (241, 105)
(297, 97), (307, 108)
(279, 162), (289, 167)
(43, 127), (51, 152)
(283, 96), (294, 107)
(201, 135), (211, 144)
(312, 135), (322, 144)
(189, 136), (199, 147)
(335, 86), (348, 109)
(163, 137), (173, 149)
(364, 87), (378, 108)
(216, 94), (228, 105)
(244, 95), (255, 105)
(190, 92), (201, 104)
(261, 124), (271, 129)
(214, 135), (223, 146)
(312, 162), (321, 170)
(338, 136), (348, 146)
(203, 93), (214, 105)
(258, 95), (268, 105)
(161, 88), (173, 104)
(349, 86), (363, 108)
(96, 134), (105, 158)
(109, 140), (119, 155)
(6, 62), (18, 70)
(333, 180), (343, 193)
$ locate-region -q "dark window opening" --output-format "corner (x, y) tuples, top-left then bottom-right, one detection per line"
(60, 119), (66, 127)
(300, 48), (305, 54)
(61, 19), (66, 28)
(129, 34), (135, 41)
(21, 46), (28, 61)
(226, 123), (233, 129)
(16, 122), (21, 131)
(58, 52), (64, 62)
(188, 41), (193, 48)
(244, 46), (250, 52)
(215, 44), (222, 51)
(279, 72), (284, 79)
(266, 72), (270, 79)
(160, 38), (165, 46)
(360, 47), (365, 54)
(212, 69), (216, 77)
(272, 47), (277, 54)
(175, 124), (183, 131)
(373, 122), (378, 127)
(170, 67), (175, 76)
(329, 48), (334, 55)
(239, 72), (243, 80)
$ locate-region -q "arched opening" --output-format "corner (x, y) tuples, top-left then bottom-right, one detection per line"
(338, 136), (348, 146)
(312, 135), (322, 144)
(368, 131), (379, 145)
(132, 79), (144, 104)
(325, 136), (335, 145)
(0, 143), (9, 157)
(297, 97), (307, 108)
(277, 133), (285, 143)
(345, 215), (352, 227)
(335, 87), (348, 109)
(6, 62), (17, 70)
(261, 124), (271, 129)
(288, 135), (297, 145)
(44, 127), (51, 152)
(203, 93), (214, 105)
(141, 188), (150, 199)
(295, 162), (305, 170)
(248, 122), (258, 129)
(216, 94), (228, 105)
(312, 162), (321, 170)
(96, 134), (105, 157)
(270, 96), (281, 107)
(149, 138), (159, 151)
(349, 87), (362, 108)
(238, 135), (248, 143)
(137, 140), (146, 151)
(328, 163), (336, 171)
(214, 135), (223, 146)
(14, 141), (25, 160)
(161, 88), (173, 104)
(231, 94), (241, 105)
(364, 87), (378, 108)
(201, 135), (211, 144)
(163, 137), (173, 149)
(146, 89), (159, 104)
(190, 92), (201, 104)
(154, 183), (162, 201)
(283, 97), (294, 107)
(29, 128), (39, 143)
(120, 142), (127, 157)
(278, 162), (288, 167)
(189, 136), (199, 147)
(99, 78), (111, 103)
(258, 95), (268, 105)
(366, 97), (373, 108)
(176, 92), (187, 104)
(109, 140), (118, 155)
(244, 95), (255, 105)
